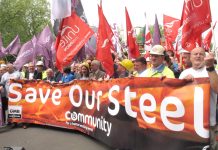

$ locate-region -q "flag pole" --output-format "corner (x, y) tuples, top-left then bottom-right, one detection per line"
(211, 22), (217, 62)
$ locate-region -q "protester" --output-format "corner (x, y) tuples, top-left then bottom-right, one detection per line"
(43, 68), (55, 82)
(164, 54), (181, 78)
(0, 63), (21, 125)
(89, 60), (106, 80)
(79, 62), (90, 80)
(179, 47), (218, 149)
(144, 45), (175, 78)
(70, 63), (81, 79)
(53, 61), (62, 82)
(0, 64), (7, 81)
(60, 67), (75, 83)
(179, 49), (192, 71)
(133, 57), (147, 77)
(117, 59), (134, 78)
(21, 63), (29, 79)
(34, 61), (47, 80)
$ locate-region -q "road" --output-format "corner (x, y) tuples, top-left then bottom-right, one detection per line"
(0, 124), (112, 150)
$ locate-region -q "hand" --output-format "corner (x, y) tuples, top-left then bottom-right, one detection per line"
(204, 52), (215, 68)
(183, 74), (194, 82)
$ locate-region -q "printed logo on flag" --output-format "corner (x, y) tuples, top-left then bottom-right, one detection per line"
(8, 106), (22, 118)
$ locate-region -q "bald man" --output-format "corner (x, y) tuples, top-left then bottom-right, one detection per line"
(179, 47), (218, 149)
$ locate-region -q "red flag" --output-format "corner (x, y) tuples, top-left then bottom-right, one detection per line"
(55, 12), (94, 71)
(144, 13), (152, 51)
(96, 6), (114, 76)
(203, 22), (217, 51)
(163, 14), (181, 50)
(125, 7), (140, 59)
(180, 0), (211, 51)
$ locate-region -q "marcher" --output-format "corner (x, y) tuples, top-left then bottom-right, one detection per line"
(33, 61), (47, 80)
(89, 60), (106, 80)
(133, 57), (147, 77)
(179, 47), (218, 150)
(0, 63), (21, 125)
(144, 45), (175, 78)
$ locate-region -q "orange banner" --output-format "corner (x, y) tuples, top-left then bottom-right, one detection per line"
(8, 78), (210, 149)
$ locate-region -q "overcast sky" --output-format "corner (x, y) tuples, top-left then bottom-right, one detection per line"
(81, 0), (218, 27)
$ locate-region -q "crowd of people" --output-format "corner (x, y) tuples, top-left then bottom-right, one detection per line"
(0, 44), (218, 148)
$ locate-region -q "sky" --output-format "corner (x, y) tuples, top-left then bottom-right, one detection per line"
(81, 0), (218, 27)
(81, 0), (218, 46)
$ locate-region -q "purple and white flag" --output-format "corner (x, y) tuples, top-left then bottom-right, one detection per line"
(13, 40), (34, 70)
(51, 0), (71, 19)
(152, 14), (161, 46)
(4, 35), (21, 55)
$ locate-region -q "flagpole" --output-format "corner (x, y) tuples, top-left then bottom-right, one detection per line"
(211, 22), (218, 62)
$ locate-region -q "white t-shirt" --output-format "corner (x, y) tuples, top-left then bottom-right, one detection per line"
(179, 67), (217, 126)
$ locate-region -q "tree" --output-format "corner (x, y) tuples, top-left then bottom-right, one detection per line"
(0, 0), (50, 47)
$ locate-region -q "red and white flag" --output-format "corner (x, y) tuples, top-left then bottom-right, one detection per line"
(55, 12), (94, 71)
(203, 22), (217, 51)
(125, 7), (140, 59)
(163, 14), (181, 50)
(96, 6), (114, 77)
(180, 0), (211, 51)
(144, 13), (152, 52)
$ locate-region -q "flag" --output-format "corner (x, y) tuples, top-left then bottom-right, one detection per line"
(51, 0), (71, 19)
(0, 34), (5, 58)
(152, 14), (161, 45)
(72, 0), (88, 23)
(96, 6), (114, 76)
(3, 35), (21, 55)
(32, 35), (51, 68)
(163, 15), (181, 50)
(180, 0), (211, 51)
(144, 13), (152, 51)
(203, 22), (216, 51)
(13, 40), (34, 70)
(111, 23), (122, 57)
(125, 7), (140, 59)
(55, 11), (94, 71)
(37, 25), (54, 51)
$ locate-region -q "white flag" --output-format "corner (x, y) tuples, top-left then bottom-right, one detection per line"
(50, 0), (71, 19)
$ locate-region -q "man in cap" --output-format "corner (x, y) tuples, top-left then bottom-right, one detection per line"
(145, 45), (175, 78)
(34, 61), (47, 80)
(179, 49), (192, 71)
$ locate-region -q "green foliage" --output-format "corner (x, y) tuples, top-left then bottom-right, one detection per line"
(136, 25), (164, 44)
(0, 0), (50, 46)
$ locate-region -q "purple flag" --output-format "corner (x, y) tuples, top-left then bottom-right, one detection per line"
(0, 34), (6, 58)
(152, 14), (161, 46)
(32, 35), (51, 68)
(4, 35), (21, 55)
(37, 25), (54, 50)
(13, 40), (34, 70)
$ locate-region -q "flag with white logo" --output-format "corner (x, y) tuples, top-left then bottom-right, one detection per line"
(55, 12), (94, 71)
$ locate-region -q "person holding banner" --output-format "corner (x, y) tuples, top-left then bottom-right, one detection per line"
(179, 47), (218, 150)
(0, 63), (21, 125)
(133, 57), (147, 77)
(117, 59), (134, 78)
(144, 45), (175, 78)
(89, 60), (106, 80)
